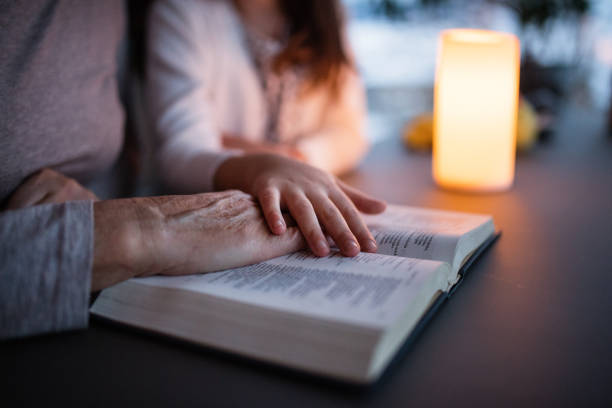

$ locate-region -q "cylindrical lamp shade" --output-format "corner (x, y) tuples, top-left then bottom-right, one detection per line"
(433, 29), (520, 192)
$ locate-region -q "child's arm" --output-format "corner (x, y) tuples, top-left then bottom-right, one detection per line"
(147, 0), (230, 193)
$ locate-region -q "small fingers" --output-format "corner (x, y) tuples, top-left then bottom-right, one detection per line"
(285, 191), (329, 257)
(258, 187), (286, 235)
(330, 191), (378, 254)
(339, 181), (386, 214)
(309, 193), (361, 257)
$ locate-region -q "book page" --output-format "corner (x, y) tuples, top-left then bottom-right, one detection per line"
(364, 205), (493, 265)
(370, 228), (458, 265)
(364, 205), (492, 233)
(137, 251), (450, 329)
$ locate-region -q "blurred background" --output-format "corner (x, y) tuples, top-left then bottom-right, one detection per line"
(341, 0), (612, 144)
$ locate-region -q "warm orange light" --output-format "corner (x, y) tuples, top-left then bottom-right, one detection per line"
(433, 29), (520, 192)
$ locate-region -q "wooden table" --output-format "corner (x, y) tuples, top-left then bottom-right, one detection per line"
(4, 103), (612, 407)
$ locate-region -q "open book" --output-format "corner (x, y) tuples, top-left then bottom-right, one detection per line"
(91, 205), (497, 384)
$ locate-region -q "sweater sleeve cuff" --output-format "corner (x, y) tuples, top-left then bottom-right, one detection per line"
(0, 200), (93, 340)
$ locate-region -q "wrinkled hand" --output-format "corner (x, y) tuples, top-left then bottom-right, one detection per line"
(222, 134), (306, 162)
(214, 154), (386, 258)
(5, 168), (98, 210)
(92, 190), (304, 291)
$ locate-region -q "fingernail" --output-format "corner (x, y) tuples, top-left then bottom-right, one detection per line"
(274, 219), (285, 231)
(315, 239), (329, 255)
(365, 239), (378, 252)
(345, 240), (360, 255)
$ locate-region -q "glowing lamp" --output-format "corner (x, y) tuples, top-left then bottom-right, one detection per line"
(433, 29), (520, 192)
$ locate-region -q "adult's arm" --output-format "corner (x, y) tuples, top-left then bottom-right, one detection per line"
(0, 202), (93, 340)
(147, 0), (232, 193)
(1, 190), (306, 340)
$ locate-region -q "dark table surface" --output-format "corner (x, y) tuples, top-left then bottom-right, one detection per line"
(4, 103), (612, 407)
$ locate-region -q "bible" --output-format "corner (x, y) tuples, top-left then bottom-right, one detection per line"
(91, 205), (498, 384)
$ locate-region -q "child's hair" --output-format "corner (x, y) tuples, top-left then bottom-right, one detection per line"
(274, 0), (351, 95)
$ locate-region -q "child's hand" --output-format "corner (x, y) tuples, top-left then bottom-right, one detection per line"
(214, 154), (386, 257)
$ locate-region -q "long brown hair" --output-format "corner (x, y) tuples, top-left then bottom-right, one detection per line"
(274, 0), (352, 94)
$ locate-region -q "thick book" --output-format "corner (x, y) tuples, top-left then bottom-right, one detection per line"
(91, 205), (498, 384)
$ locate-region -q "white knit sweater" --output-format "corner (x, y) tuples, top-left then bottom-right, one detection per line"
(147, 0), (369, 192)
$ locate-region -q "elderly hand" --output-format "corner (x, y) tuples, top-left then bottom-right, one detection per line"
(5, 168), (98, 210)
(91, 190), (304, 291)
(214, 154), (386, 258)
